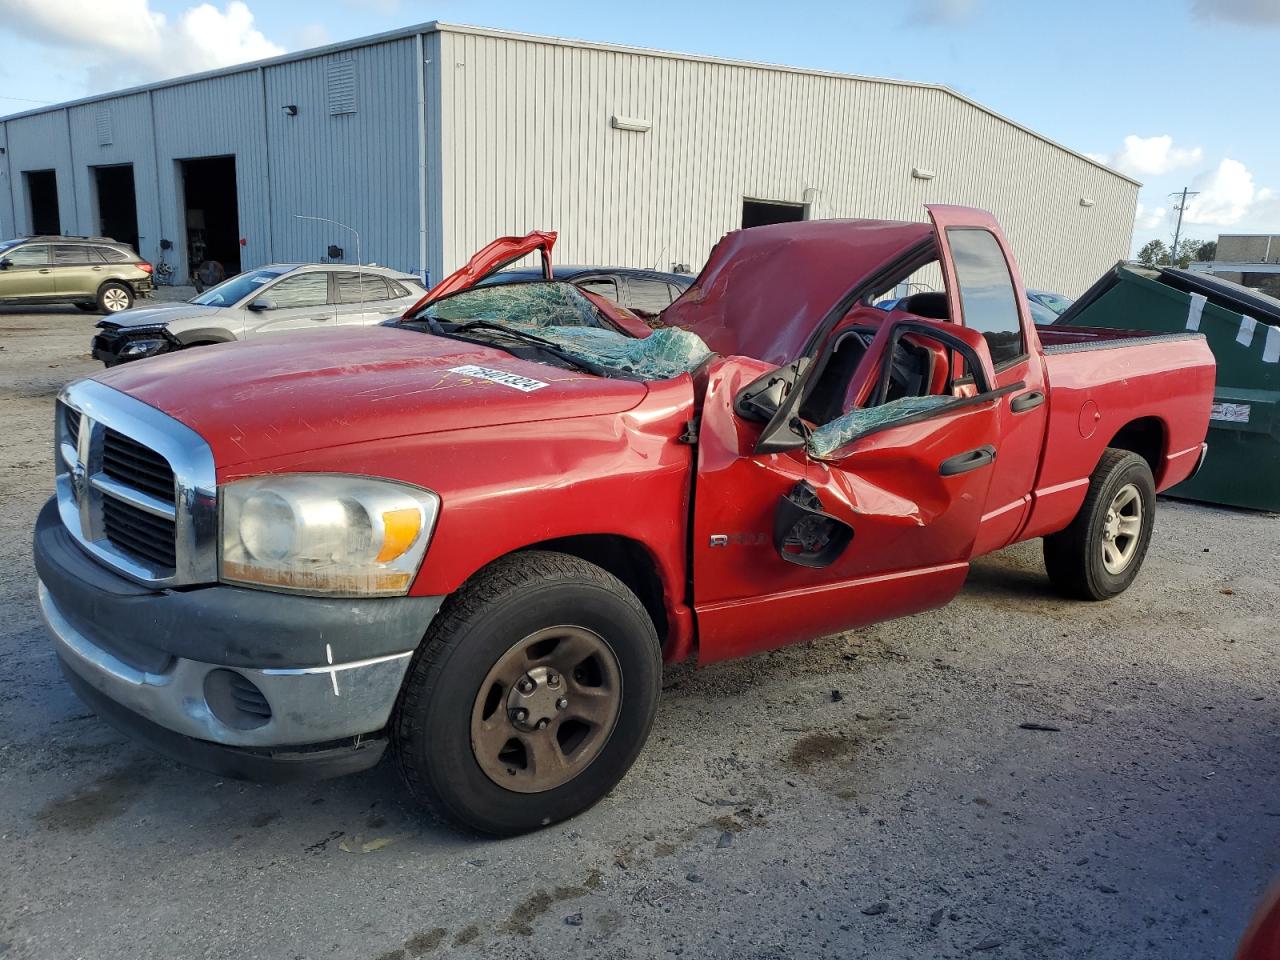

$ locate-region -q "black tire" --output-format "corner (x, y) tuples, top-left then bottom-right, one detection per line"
(1043, 448), (1156, 601)
(393, 550), (662, 835)
(97, 282), (134, 313)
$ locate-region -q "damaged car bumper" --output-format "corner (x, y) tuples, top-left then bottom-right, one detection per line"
(33, 498), (441, 781)
(92, 323), (179, 366)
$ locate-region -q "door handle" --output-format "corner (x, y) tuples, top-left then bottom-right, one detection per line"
(39, 268), (52, 274)
(939, 445), (996, 476)
(1010, 390), (1045, 414)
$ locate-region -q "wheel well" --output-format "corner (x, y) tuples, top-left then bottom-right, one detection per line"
(522, 535), (669, 645)
(1106, 417), (1166, 477)
(98, 278), (133, 294)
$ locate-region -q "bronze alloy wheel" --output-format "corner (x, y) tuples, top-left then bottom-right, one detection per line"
(470, 625), (623, 793)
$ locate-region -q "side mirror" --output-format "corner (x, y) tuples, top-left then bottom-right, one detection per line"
(247, 297), (274, 312)
(0, 258), (11, 270)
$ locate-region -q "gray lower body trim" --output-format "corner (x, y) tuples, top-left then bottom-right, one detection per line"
(41, 582), (415, 748)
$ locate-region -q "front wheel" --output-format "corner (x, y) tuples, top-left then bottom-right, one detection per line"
(1043, 448), (1155, 601)
(393, 551), (662, 835)
(97, 282), (134, 313)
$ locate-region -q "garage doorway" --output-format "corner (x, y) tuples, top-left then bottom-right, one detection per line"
(742, 198), (805, 229)
(179, 155), (241, 276)
(25, 170), (60, 235)
(93, 164), (139, 251)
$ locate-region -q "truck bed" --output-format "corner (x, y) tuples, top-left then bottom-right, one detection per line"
(1018, 327), (1215, 542)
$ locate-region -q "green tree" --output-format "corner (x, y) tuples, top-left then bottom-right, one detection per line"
(1137, 239), (1168, 267)
(1196, 240), (1217, 262)
(1172, 237), (1204, 268)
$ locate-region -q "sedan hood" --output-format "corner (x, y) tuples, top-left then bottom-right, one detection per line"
(100, 302), (224, 329)
(93, 326), (648, 468)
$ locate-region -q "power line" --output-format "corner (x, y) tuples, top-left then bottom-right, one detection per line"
(0, 95), (56, 105)
(1169, 187), (1199, 259)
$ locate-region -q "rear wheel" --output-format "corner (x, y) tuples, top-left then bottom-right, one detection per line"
(1044, 448), (1155, 600)
(393, 551), (661, 835)
(97, 282), (133, 313)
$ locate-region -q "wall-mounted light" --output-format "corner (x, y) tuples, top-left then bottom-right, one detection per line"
(611, 115), (651, 133)
(911, 167), (937, 180)
(1079, 197), (1096, 207)
(282, 105), (298, 117)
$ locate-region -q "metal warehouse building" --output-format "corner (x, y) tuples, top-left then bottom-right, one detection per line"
(0, 22), (1138, 295)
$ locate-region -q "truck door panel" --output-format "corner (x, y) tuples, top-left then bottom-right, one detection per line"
(693, 353), (1000, 665)
(927, 206), (1049, 554)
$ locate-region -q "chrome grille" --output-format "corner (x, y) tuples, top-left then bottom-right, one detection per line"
(55, 380), (217, 588)
(103, 428), (176, 504)
(102, 496), (178, 568)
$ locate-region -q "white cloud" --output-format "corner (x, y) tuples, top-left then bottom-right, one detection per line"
(1192, 0), (1280, 24)
(907, 0), (979, 24)
(5, 0), (284, 88)
(1184, 158), (1259, 226)
(1134, 202), (1167, 231)
(1099, 135), (1203, 178)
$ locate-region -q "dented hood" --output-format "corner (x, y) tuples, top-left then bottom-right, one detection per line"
(409, 231), (557, 313)
(661, 219), (935, 365)
(93, 326), (647, 469)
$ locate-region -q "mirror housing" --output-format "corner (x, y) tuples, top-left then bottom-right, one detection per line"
(247, 297), (274, 312)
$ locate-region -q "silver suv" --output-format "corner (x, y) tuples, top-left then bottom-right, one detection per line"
(92, 263), (426, 365)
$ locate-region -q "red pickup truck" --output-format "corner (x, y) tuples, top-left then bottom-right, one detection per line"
(35, 206), (1214, 834)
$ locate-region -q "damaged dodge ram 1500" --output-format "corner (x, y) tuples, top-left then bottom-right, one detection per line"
(35, 206), (1215, 834)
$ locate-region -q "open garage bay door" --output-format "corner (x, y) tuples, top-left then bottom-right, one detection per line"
(742, 198), (805, 229)
(93, 165), (139, 251)
(179, 156), (241, 278)
(25, 170), (60, 235)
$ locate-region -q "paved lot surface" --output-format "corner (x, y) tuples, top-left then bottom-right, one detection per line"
(1, 305), (1278, 960)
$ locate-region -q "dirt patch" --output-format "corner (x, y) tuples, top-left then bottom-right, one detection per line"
(785, 732), (862, 770)
(452, 925), (481, 947)
(35, 763), (156, 832)
(251, 810), (281, 829)
(499, 869), (604, 936)
(405, 928), (446, 955)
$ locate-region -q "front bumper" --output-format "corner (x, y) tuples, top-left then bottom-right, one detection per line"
(34, 497), (443, 780)
(92, 325), (178, 365)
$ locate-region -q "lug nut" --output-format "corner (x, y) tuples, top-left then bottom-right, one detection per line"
(536, 718), (549, 730)
(518, 678), (534, 693)
(556, 697), (568, 710)
(513, 708), (528, 723)
(547, 672), (560, 688)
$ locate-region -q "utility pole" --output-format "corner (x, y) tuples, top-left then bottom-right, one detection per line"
(1169, 187), (1199, 263)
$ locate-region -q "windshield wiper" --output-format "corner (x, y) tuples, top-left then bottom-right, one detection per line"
(433, 319), (617, 378)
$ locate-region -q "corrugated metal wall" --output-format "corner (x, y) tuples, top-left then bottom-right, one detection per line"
(435, 29), (1137, 295)
(0, 24), (1137, 297)
(262, 37), (422, 274)
(0, 37), (426, 281)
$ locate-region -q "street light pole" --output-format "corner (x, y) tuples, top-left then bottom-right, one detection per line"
(294, 215), (363, 315)
(1169, 187), (1199, 265)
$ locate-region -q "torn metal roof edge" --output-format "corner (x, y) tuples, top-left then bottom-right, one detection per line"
(0, 21), (1139, 188)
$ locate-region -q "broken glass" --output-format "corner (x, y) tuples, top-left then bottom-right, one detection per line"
(807, 395), (955, 459)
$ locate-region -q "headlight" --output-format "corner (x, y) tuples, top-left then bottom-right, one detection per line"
(220, 475), (440, 597)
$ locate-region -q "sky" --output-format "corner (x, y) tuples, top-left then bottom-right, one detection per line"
(0, 0), (1277, 256)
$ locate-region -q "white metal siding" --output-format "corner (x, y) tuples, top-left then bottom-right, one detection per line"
(3, 109), (77, 235)
(436, 30), (1136, 296)
(263, 38), (421, 274)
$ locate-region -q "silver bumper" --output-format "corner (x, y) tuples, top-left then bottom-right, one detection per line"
(40, 582), (413, 748)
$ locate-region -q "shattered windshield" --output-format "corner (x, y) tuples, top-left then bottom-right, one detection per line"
(407, 281), (712, 381)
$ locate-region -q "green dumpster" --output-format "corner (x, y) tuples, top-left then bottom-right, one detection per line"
(1055, 264), (1280, 511)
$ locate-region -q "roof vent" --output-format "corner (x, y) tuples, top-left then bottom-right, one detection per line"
(96, 107), (113, 146)
(327, 60), (357, 116)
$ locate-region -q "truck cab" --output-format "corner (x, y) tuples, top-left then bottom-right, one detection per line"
(34, 206), (1215, 834)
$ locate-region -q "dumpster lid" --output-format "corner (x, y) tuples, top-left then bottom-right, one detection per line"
(1056, 262), (1280, 329)
(1156, 268), (1280, 327)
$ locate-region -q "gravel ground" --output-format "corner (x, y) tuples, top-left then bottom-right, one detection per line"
(1, 304), (1278, 960)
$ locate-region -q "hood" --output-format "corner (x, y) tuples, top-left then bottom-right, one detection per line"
(100, 302), (224, 329)
(408, 231), (557, 314)
(661, 219), (935, 365)
(93, 326), (648, 468)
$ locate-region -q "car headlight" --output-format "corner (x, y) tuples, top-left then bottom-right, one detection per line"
(220, 475), (440, 597)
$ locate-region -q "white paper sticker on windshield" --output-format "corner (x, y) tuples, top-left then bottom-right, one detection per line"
(449, 364), (549, 392)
